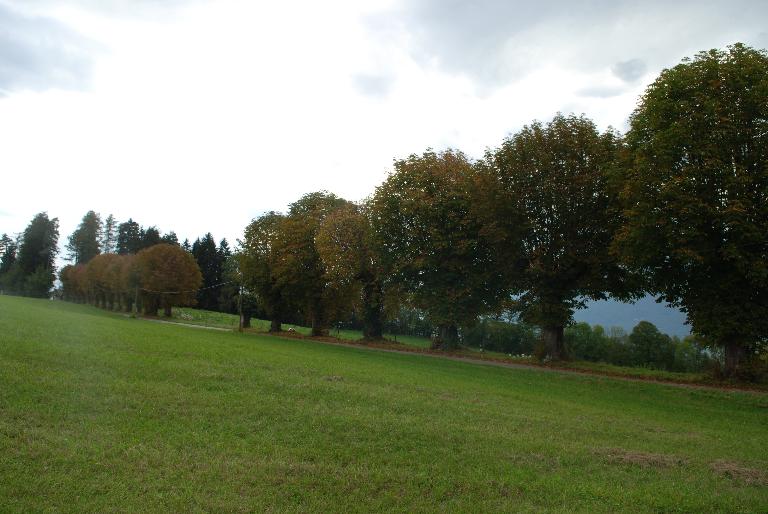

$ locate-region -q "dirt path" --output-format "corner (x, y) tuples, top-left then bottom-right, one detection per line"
(134, 317), (233, 332)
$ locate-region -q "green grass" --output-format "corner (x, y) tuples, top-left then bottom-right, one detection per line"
(1, 296), (767, 512)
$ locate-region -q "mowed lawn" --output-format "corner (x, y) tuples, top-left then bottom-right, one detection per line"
(1, 297), (766, 512)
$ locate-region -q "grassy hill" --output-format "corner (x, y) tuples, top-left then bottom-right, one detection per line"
(1, 296), (766, 512)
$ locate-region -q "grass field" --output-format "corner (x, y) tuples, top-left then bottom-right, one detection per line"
(1, 296), (767, 512)
(170, 307), (718, 385)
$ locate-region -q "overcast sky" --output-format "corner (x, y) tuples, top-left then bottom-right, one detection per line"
(2, 0), (767, 250)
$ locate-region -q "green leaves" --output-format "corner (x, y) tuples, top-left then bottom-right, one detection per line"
(616, 43), (768, 368)
(485, 114), (633, 332)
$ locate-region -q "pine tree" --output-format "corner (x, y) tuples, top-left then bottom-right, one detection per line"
(140, 227), (162, 249)
(161, 231), (179, 245)
(14, 212), (59, 297)
(192, 233), (221, 311)
(66, 211), (102, 264)
(102, 214), (117, 254)
(117, 219), (142, 255)
(0, 234), (18, 292)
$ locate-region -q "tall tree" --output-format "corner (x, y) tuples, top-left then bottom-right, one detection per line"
(272, 192), (353, 335)
(117, 219), (142, 255)
(14, 212), (59, 297)
(66, 210), (102, 264)
(102, 214), (117, 254)
(191, 233), (222, 311)
(485, 114), (634, 359)
(140, 227), (162, 249)
(239, 212), (292, 332)
(161, 231), (179, 245)
(316, 203), (387, 340)
(371, 150), (506, 348)
(0, 234), (18, 292)
(0, 233), (13, 257)
(614, 43), (768, 375)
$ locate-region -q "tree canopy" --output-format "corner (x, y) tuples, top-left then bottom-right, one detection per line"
(615, 43), (768, 374)
(316, 203), (386, 340)
(484, 114), (636, 359)
(371, 149), (506, 348)
(135, 243), (202, 316)
(271, 192), (354, 335)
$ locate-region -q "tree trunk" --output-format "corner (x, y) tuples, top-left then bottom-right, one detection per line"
(311, 315), (324, 337)
(163, 305), (172, 317)
(361, 280), (384, 340)
(269, 317), (282, 332)
(724, 340), (744, 377)
(242, 312), (252, 329)
(542, 325), (566, 360)
(433, 323), (459, 350)
(310, 298), (325, 336)
(143, 296), (158, 316)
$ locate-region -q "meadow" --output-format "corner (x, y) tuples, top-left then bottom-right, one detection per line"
(1, 296), (766, 512)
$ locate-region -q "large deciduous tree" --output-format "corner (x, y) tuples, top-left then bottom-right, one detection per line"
(135, 243), (202, 316)
(615, 43), (768, 375)
(485, 114), (633, 360)
(239, 212), (292, 332)
(316, 203), (386, 340)
(66, 210), (102, 264)
(272, 192), (353, 336)
(371, 149), (506, 349)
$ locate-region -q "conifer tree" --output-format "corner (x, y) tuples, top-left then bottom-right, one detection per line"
(102, 214), (117, 254)
(14, 212), (60, 297)
(66, 211), (102, 264)
(117, 219), (142, 255)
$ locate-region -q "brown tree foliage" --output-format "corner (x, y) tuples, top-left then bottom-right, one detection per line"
(316, 203), (386, 340)
(60, 244), (201, 317)
(135, 244), (202, 316)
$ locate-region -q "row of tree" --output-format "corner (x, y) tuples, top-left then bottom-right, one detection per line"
(59, 244), (202, 316)
(238, 44), (768, 376)
(68, 212), (236, 312)
(3, 44), (765, 377)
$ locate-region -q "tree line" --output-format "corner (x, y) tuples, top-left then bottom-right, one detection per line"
(238, 44), (768, 377)
(1, 210), (235, 315)
(1, 43), (766, 377)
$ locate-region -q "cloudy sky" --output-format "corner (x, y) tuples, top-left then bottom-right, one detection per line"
(1, 0), (767, 250)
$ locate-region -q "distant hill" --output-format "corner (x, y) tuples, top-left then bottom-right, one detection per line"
(573, 295), (690, 337)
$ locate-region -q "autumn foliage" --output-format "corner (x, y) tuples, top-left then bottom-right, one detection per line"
(60, 244), (202, 316)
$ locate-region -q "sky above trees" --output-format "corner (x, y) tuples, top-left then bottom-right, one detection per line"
(1, 0), (767, 243)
